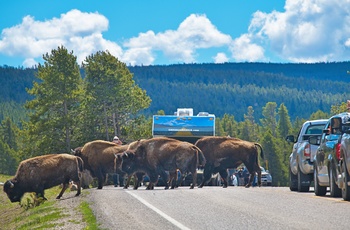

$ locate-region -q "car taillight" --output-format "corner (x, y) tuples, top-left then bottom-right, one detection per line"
(304, 143), (310, 157)
(336, 143), (341, 160)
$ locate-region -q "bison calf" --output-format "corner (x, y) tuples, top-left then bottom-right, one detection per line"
(195, 136), (264, 188)
(3, 153), (83, 203)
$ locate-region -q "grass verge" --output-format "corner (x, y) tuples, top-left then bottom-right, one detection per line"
(1, 174), (100, 229)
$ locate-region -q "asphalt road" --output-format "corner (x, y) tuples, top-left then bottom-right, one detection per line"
(86, 185), (350, 230)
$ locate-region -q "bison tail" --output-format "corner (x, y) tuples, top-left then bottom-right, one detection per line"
(254, 143), (264, 159)
(193, 146), (206, 166)
(77, 156), (84, 172)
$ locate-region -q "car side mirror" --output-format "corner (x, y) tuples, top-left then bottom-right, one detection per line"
(330, 117), (342, 134)
(309, 135), (320, 145)
(285, 135), (295, 143)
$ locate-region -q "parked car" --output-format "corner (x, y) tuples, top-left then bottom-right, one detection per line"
(339, 120), (350, 200)
(260, 167), (272, 186)
(252, 166), (272, 186)
(285, 119), (328, 192)
(313, 112), (350, 198)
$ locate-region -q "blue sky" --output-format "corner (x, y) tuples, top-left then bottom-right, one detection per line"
(1, 0), (349, 67)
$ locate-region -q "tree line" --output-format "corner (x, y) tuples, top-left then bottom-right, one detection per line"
(0, 46), (349, 186)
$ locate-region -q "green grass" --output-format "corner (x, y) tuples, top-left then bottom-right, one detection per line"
(1, 174), (100, 229)
(79, 201), (100, 230)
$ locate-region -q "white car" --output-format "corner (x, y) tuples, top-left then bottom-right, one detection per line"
(252, 167), (272, 186)
(260, 167), (272, 186)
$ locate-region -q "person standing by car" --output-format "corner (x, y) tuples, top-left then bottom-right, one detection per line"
(112, 136), (124, 187)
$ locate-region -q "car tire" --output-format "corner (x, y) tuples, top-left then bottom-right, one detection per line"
(314, 166), (327, 196)
(289, 167), (297, 191)
(329, 163), (341, 197)
(297, 164), (310, 192)
(342, 160), (350, 201)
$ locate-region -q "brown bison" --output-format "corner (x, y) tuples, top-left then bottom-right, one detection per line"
(74, 140), (128, 189)
(121, 137), (206, 190)
(195, 136), (264, 188)
(3, 153), (83, 202)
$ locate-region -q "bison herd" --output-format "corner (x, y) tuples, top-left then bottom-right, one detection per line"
(3, 136), (264, 203)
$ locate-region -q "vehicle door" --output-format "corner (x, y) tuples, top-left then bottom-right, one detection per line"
(289, 127), (302, 175)
(316, 119), (341, 178)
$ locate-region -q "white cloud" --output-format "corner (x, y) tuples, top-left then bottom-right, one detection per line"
(246, 0), (350, 62)
(214, 53), (229, 63)
(122, 47), (154, 66)
(230, 34), (265, 62)
(0, 12), (234, 66)
(0, 9), (123, 67)
(23, 58), (38, 68)
(123, 14), (232, 64)
(3, 1), (350, 66)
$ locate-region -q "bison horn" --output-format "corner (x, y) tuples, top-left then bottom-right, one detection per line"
(70, 149), (75, 154)
(9, 181), (14, 188)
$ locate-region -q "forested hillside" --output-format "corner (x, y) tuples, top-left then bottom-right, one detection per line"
(129, 62), (350, 120)
(2, 61), (350, 124)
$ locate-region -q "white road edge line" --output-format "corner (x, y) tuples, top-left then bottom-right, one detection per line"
(126, 191), (191, 230)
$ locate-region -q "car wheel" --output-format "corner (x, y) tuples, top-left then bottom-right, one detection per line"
(314, 166), (327, 196)
(297, 164), (310, 192)
(289, 167), (297, 191)
(342, 160), (350, 201)
(329, 163), (341, 197)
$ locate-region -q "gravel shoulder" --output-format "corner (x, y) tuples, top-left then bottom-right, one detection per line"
(54, 189), (90, 229)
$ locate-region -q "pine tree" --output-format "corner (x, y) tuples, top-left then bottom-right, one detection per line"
(240, 106), (259, 141)
(80, 51), (151, 143)
(23, 46), (83, 156)
(277, 103), (292, 139)
(261, 130), (288, 186)
(260, 102), (277, 137)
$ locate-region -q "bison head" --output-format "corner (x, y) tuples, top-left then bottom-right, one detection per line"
(72, 147), (83, 156)
(3, 180), (24, 203)
(121, 151), (136, 174)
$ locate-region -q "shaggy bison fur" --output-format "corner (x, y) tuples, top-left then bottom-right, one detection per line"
(74, 140), (128, 189)
(121, 137), (206, 190)
(3, 153), (83, 202)
(195, 136), (264, 188)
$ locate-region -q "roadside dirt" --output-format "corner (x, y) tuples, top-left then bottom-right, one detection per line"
(54, 189), (89, 229)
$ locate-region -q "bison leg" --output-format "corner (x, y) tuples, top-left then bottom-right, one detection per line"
(256, 167), (262, 187)
(159, 170), (170, 190)
(75, 180), (81, 197)
(36, 189), (48, 200)
(199, 165), (213, 188)
(95, 169), (106, 189)
(169, 171), (178, 189)
(133, 172), (144, 190)
(245, 171), (256, 188)
(56, 182), (69, 199)
(147, 174), (158, 190)
(124, 175), (132, 189)
(190, 170), (197, 189)
(219, 169), (228, 188)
